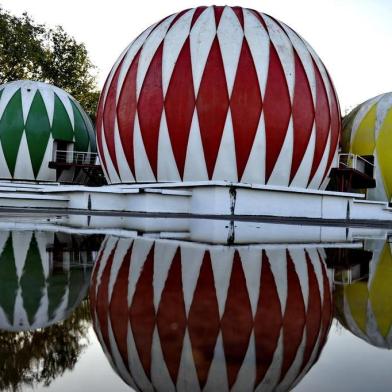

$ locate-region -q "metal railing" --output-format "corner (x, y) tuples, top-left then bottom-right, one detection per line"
(339, 153), (374, 173)
(53, 150), (99, 165)
(332, 268), (369, 285)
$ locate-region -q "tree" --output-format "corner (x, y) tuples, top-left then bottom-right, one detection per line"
(0, 300), (92, 391)
(0, 7), (99, 120)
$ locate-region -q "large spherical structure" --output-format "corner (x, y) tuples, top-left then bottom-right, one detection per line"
(335, 242), (392, 349)
(97, 6), (341, 188)
(342, 93), (392, 201)
(0, 80), (96, 182)
(90, 236), (332, 390)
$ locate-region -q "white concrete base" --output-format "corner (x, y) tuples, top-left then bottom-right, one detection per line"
(0, 180), (391, 223)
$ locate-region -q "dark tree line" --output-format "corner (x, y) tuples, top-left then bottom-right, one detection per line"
(0, 7), (99, 120)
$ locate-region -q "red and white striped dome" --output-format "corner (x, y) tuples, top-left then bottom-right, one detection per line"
(90, 237), (332, 391)
(97, 6), (341, 188)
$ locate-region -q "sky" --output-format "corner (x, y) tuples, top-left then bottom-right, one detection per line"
(1, 0), (392, 113)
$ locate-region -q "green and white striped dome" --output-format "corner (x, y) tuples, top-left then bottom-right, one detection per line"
(0, 231), (92, 332)
(0, 80), (96, 182)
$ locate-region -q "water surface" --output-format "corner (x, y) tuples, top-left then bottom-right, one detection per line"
(0, 223), (391, 391)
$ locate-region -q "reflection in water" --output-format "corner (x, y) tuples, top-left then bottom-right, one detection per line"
(90, 237), (333, 391)
(334, 241), (392, 349)
(0, 230), (101, 391)
(0, 301), (90, 391)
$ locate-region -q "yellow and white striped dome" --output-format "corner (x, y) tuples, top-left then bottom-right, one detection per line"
(342, 93), (392, 201)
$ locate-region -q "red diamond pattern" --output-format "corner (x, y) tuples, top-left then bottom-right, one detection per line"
(137, 42), (164, 178)
(263, 43), (292, 182)
(91, 238), (332, 391)
(103, 59), (125, 177)
(196, 37), (230, 179)
(309, 59), (331, 184)
(291, 51), (315, 182)
(117, 50), (141, 175)
(97, 6), (341, 189)
(231, 39), (263, 180)
(188, 252), (220, 388)
(165, 38), (195, 178)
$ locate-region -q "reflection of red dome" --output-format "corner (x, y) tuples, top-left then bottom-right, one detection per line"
(96, 6), (340, 188)
(90, 237), (332, 391)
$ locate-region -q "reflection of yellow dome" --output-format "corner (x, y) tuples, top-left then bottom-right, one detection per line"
(335, 243), (392, 348)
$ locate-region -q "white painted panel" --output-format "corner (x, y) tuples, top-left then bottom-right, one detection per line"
(267, 249), (288, 313)
(241, 112), (266, 184)
(0, 83), (20, 120)
(116, 23), (157, 101)
(176, 330), (200, 391)
(153, 241), (178, 311)
(134, 113), (156, 182)
(239, 248), (262, 317)
(212, 110), (238, 182)
(12, 231), (32, 280)
(151, 327), (176, 391)
(267, 116), (293, 187)
(114, 117), (135, 182)
(157, 111), (181, 181)
(14, 132), (35, 180)
(0, 139), (12, 178)
(127, 323), (153, 391)
(189, 6), (217, 97)
(180, 245), (204, 316)
(281, 23), (317, 106)
(204, 332), (229, 391)
(101, 124), (121, 183)
(183, 110), (208, 181)
(210, 247), (234, 318)
(162, 9), (195, 97)
(262, 14), (295, 102)
(36, 135), (55, 181)
(290, 123), (316, 188)
(128, 238), (154, 307)
(288, 249), (309, 310)
(21, 85), (38, 123)
(243, 9), (270, 97)
(308, 132), (331, 189)
(136, 14), (176, 99)
(217, 6), (244, 97)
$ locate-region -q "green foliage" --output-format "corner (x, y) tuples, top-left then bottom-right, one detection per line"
(0, 7), (99, 120)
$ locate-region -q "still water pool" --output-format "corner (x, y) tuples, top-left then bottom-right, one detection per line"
(1, 223), (392, 391)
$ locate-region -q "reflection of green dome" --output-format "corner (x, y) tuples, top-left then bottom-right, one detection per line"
(335, 242), (392, 348)
(0, 80), (96, 182)
(0, 231), (92, 331)
(342, 93), (392, 201)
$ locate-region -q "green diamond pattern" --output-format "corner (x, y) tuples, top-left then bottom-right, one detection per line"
(47, 272), (68, 321)
(0, 83), (96, 181)
(0, 237), (18, 324)
(72, 100), (90, 152)
(25, 90), (51, 177)
(52, 93), (74, 142)
(0, 90), (25, 176)
(20, 236), (46, 325)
